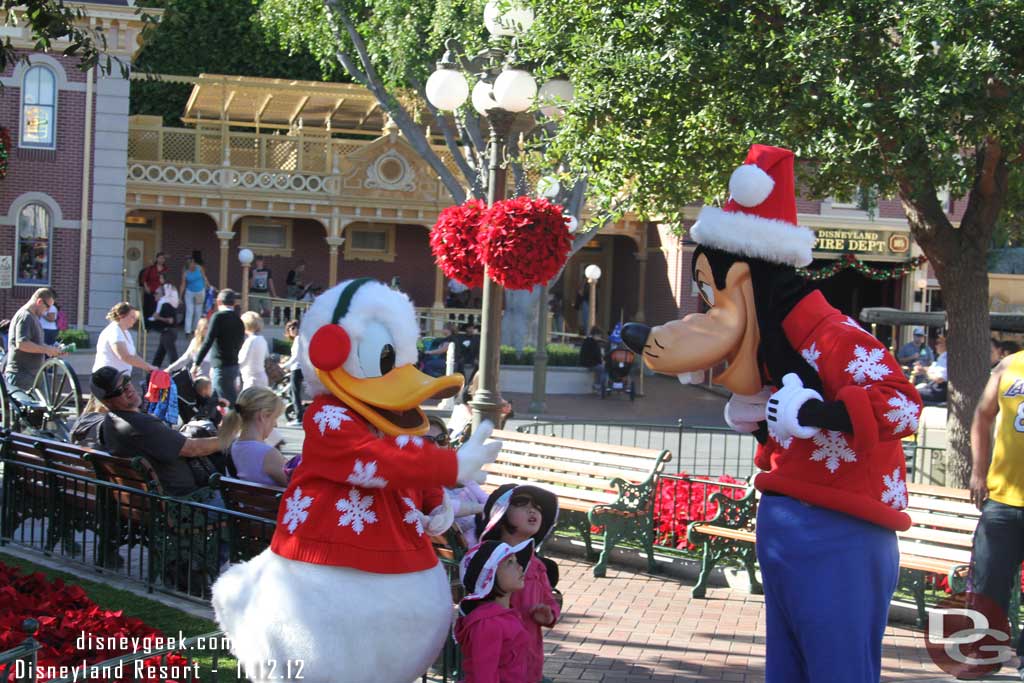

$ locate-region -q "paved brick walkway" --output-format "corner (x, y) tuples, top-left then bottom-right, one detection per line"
(545, 556), (1002, 682)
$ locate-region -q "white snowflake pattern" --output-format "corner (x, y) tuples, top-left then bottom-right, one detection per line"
(335, 489), (378, 534)
(282, 487), (314, 533)
(809, 430), (858, 473)
(395, 435), (425, 449)
(884, 391), (920, 435)
(801, 342), (821, 371)
(845, 345), (892, 384)
(312, 405), (353, 435)
(881, 467), (908, 510)
(402, 497), (424, 536)
(768, 423), (793, 449)
(843, 316), (869, 333)
(346, 459), (388, 488)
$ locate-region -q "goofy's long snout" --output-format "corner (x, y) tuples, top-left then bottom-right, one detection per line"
(621, 323), (651, 355)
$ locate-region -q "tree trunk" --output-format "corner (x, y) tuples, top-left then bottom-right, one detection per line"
(931, 250), (991, 487)
(502, 287), (540, 351)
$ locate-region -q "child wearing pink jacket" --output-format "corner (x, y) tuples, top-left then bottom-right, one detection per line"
(454, 539), (534, 682)
(480, 484), (561, 683)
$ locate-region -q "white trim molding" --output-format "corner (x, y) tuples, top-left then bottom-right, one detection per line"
(0, 192), (79, 230)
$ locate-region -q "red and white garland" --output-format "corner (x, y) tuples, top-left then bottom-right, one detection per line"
(431, 196), (572, 291)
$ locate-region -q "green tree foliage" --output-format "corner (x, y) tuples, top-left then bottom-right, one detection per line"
(130, 0), (325, 125)
(1, 0), (121, 74)
(525, 0), (1024, 484)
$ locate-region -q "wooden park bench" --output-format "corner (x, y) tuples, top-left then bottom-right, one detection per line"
(482, 429), (672, 577)
(686, 480), (1000, 628)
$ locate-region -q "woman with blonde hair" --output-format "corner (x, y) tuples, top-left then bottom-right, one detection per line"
(92, 302), (157, 375)
(238, 311), (269, 390)
(220, 386), (289, 486)
(166, 315), (211, 377)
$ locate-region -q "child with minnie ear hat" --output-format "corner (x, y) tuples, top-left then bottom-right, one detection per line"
(479, 484), (561, 683)
(455, 539), (533, 682)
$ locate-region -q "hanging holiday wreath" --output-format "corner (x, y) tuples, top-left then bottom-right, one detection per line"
(0, 127), (10, 180)
(430, 198), (487, 288)
(478, 196), (572, 290)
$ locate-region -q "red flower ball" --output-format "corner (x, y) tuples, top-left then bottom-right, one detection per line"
(430, 199), (487, 289)
(478, 197), (572, 291)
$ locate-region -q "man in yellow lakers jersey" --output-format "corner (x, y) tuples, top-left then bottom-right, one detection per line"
(967, 349), (1024, 678)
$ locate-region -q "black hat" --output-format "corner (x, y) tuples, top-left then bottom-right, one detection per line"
(90, 367), (132, 400)
(480, 484), (559, 545)
(459, 539), (534, 604)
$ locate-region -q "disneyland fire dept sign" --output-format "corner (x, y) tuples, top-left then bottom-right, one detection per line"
(813, 229), (911, 256)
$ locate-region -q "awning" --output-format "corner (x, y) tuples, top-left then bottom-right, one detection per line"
(859, 308), (1024, 333)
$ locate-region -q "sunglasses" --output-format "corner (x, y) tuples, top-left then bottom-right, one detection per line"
(104, 377), (134, 399)
(425, 432), (450, 447)
(510, 495), (538, 508)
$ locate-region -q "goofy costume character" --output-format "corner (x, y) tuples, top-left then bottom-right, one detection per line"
(622, 145), (923, 683)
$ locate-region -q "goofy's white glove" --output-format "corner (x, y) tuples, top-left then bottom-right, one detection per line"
(420, 491), (455, 536)
(724, 388), (773, 434)
(456, 420), (501, 485)
(765, 373), (823, 445)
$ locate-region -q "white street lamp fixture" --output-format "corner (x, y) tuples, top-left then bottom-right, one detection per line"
(585, 264), (602, 282)
(471, 79), (499, 115)
(238, 248), (255, 266)
(425, 67), (469, 111)
(538, 78), (574, 118)
(484, 0), (534, 37)
(537, 175), (560, 199)
(492, 68), (537, 113)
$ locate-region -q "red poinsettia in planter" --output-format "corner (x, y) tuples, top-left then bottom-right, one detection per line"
(0, 562), (195, 682)
(431, 196), (572, 291)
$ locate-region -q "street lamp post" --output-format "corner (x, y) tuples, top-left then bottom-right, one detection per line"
(585, 264), (602, 332)
(239, 248), (254, 313)
(426, 0), (544, 429)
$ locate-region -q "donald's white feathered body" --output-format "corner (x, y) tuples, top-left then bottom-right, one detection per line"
(212, 279), (499, 683)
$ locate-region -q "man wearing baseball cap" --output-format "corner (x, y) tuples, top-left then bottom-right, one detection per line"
(91, 366), (224, 498)
(897, 327), (934, 369)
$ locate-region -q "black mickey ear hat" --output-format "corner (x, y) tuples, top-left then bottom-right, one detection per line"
(480, 484), (559, 545)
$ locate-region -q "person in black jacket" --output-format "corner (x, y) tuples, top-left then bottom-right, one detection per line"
(579, 327), (606, 392)
(192, 289), (245, 405)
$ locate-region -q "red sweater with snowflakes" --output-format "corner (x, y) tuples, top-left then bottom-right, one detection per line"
(270, 395), (457, 573)
(754, 290), (923, 531)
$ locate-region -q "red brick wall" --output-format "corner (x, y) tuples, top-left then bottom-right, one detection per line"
(0, 52), (94, 326)
(338, 226), (436, 307)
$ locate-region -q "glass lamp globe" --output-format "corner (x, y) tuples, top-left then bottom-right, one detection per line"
(538, 78), (574, 118)
(537, 175), (560, 199)
(484, 0), (534, 37)
(492, 68), (537, 113)
(585, 264), (602, 281)
(425, 68), (469, 111)
(238, 248), (255, 266)
(472, 80), (498, 115)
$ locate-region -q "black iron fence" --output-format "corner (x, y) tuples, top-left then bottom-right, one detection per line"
(0, 455), (459, 682)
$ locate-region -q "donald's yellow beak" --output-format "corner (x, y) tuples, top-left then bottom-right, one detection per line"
(316, 364), (464, 436)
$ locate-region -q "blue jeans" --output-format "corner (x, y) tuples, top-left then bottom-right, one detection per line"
(212, 364), (240, 406)
(756, 494), (899, 683)
(969, 498), (1024, 656)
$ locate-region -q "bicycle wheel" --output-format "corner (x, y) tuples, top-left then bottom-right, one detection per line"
(31, 358), (83, 440)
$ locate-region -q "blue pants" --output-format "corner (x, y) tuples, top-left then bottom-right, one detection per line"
(756, 494), (899, 683)
(211, 364), (240, 406)
(969, 499), (1024, 656)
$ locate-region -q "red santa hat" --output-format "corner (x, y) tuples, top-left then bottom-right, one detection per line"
(690, 144), (816, 268)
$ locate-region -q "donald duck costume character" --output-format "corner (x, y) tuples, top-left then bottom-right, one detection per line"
(622, 145), (923, 683)
(212, 278), (501, 683)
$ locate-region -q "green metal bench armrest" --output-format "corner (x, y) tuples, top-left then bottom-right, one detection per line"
(686, 486), (758, 546)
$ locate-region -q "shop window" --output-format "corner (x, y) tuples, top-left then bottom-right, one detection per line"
(17, 204), (51, 285)
(240, 218), (293, 257)
(20, 66), (57, 149)
(345, 224), (395, 262)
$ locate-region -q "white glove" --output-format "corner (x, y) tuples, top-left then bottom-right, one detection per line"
(422, 492), (455, 536)
(456, 420), (501, 485)
(765, 373), (823, 443)
(724, 388), (773, 433)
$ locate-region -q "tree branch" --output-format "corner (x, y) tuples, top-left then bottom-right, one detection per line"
(412, 76), (483, 197)
(323, 0), (467, 204)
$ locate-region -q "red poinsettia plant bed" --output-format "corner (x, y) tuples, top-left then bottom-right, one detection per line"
(651, 474), (747, 550)
(0, 562), (194, 682)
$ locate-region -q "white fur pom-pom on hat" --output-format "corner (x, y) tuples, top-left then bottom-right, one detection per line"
(729, 163), (775, 208)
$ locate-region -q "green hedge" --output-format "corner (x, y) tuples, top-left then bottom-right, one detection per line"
(500, 344), (580, 367)
(57, 329), (90, 349)
(272, 337), (294, 355)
